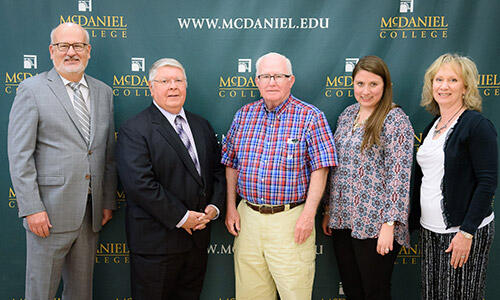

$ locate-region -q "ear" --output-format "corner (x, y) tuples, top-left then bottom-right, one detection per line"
(289, 75), (296, 87)
(87, 44), (92, 59)
(49, 44), (55, 60)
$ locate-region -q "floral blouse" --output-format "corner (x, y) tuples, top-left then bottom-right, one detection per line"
(326, 103), (414, 246)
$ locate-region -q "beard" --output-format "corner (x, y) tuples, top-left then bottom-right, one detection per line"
(53, 54), (88, 75)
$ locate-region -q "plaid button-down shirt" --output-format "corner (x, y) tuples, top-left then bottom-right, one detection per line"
(222, 95), (338, 205)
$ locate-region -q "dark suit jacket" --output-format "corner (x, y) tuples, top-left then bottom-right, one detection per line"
(116, 104), (225, 255)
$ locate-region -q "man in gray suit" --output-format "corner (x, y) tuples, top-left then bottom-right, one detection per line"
(7, 22), (116, 299)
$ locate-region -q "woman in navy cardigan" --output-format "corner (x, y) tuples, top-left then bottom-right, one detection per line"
(413, 53), (497, 299)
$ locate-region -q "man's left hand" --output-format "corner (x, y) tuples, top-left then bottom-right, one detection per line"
(101, 209), (113, 226)
(294, 211), (315, 244)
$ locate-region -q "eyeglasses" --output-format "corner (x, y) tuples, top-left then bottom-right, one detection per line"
(52, 42), (89, 52)
(152, 78), (186, 86)
(257, 73), (292, 84)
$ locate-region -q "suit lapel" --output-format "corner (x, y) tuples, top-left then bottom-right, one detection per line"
(86, 74), (98, 147)
(149, 105), (203, 186)
(46, 68), (88, 146)
(186, 112), (207, 180)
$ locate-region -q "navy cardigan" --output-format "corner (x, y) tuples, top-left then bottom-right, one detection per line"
(411, 110), (497, 234)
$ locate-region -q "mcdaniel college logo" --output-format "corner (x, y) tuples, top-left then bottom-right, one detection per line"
(379, 0), (448, 39)
(59, 0), (128, 39)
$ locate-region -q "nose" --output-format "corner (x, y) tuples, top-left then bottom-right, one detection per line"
(66, 45), (77, 55)
(268, 76), (278, 85)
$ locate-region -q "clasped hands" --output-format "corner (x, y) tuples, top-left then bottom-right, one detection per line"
(181, 206), (217, 235)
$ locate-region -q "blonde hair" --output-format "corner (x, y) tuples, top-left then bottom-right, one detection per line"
(353, 56), (396, 151)
(421, 53), (482, 115)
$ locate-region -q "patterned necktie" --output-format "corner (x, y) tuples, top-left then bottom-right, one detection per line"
(68, 82), (91, 144)
(174, 115), (201, 175)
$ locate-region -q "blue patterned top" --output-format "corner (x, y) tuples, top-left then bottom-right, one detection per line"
(326, 103), (414, 246)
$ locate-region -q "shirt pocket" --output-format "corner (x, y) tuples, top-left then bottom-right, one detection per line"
(282, 137), (305, 170)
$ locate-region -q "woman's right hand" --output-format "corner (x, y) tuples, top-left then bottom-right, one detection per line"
(322, 213), (332, 236)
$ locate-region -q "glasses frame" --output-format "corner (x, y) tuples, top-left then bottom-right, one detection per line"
(52, 42), (89, 52)
(257, 73), (292, 83)
(152, 78), (186, 86)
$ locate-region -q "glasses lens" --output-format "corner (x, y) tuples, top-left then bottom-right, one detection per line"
(57, 43), (69, 51)
(73, 43), (85, 51)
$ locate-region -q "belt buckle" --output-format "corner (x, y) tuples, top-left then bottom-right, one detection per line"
(258, 205), (268, 214)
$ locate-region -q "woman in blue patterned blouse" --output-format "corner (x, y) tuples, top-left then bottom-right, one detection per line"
(322, 55), (414, 300)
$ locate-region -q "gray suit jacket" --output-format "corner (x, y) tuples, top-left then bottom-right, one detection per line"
(8, 68), (117, 233)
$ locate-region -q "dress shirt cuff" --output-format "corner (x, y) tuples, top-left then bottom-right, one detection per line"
(176, 211), (189, 228)
(208, 204), (220, 220)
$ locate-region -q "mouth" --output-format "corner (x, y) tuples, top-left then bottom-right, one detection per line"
(64, 56), (80, 64)
(437, 92), (451, 97)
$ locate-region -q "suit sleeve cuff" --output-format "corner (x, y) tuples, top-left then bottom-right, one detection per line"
(208, 204), (220, 220)
(176, 211), (189, 228)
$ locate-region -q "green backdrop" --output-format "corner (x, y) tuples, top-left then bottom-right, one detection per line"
(1, 0), (499, 299)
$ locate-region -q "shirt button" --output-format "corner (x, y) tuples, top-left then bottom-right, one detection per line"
(85, 174), (91, 180)
(88, 150), (93, 155)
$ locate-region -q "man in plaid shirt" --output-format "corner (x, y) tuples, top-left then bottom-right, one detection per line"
(222, 52), (337, 299)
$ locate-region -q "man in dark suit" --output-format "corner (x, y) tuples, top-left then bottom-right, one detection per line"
(116, 58), (225, 299)
(7, 22), (116, 299)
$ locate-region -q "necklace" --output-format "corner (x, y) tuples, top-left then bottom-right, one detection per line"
(352, 112), (367, 132)
(433, 106), (463, 137)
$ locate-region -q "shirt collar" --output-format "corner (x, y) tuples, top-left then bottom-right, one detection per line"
(153, 101), (186, 125)
(261, 94), (291, 116)
(59, 74), (88, 89)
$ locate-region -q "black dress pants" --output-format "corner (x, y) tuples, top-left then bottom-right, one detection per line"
(331, 229), (401, 300)
(130, 246), (208, 300)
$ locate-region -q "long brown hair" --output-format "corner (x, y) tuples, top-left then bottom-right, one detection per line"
(352, 56), (396, 150)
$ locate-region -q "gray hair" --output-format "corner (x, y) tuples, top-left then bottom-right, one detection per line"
(149, 58), (188, 87)
(50, 22), (90, 44)
(255, 52), (293, 76)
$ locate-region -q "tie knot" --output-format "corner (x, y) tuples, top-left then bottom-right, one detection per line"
(174, 115), (184, 125)
(68, 82), (80, 91)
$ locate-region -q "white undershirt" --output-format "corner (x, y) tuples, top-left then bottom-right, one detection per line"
(417, 118), (493, 233)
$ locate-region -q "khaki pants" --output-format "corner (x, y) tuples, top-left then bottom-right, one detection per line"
(234, 200), (315, 300)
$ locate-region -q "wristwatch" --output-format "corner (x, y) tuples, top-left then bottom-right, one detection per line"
(460, 230), (473, 239)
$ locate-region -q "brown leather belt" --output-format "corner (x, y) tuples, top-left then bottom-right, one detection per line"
(245, 200), (304, 214)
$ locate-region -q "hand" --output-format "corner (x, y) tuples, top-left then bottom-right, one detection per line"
(376, 223), (394, 256)
(294, 210), (315, 244)
(322, 213), (332, 236)
(101, 209), (113, 226)
(181, 211), (205, 235)
(225, 204), (240, 236)
(193, 206), (217, 231)
(26, 211), (52, 238)
(445, 232), (473, 269)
